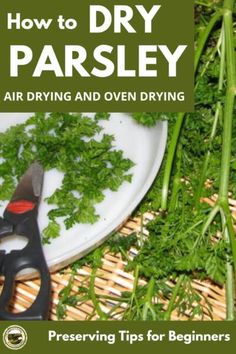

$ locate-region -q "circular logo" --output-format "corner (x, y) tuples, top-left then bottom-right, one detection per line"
(3, 325), (28, 350)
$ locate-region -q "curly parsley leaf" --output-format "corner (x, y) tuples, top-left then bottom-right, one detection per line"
(0, 113), (134, 243)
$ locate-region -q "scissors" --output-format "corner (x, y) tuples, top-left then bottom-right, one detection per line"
(0, 162), (51, 320)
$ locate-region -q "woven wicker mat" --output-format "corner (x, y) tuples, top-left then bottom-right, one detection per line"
(1, 196), (236, 321)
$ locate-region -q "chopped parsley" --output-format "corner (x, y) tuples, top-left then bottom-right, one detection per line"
(0, 113), (134, 243)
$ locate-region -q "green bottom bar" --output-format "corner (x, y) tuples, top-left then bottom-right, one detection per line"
(0, 321), (235, 354)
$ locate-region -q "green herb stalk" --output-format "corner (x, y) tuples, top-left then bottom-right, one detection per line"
(161, 5), (223, 211)
(219, 0), (236, 319)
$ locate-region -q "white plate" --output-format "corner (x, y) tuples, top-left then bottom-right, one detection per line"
(0, 113), (167, 274)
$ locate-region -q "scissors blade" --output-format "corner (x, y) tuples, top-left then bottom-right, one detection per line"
(9, 162), (44, 204)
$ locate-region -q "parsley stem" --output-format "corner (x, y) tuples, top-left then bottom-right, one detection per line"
(124, 266), (140, 320)
(218, 27), (226, 91)
(164, 275), (185, 321)
(219, 0), (236, 201)
(220, 208), (235, 320)
(220, 0), (236, 267)
(142, 277), (157, 320)
(220, 202), (236, 282)
(225, 263), (235, 320)
(194, 105), (221, 208)
(169, 146), (182, 211)
(202, 204), (220, 236)
(161, 112), (184, 211)
(194, 26), (225, 208)
(219, 0), (236, 319)
(89, 268), (107, 320)
(162, 8), (223, 212)
(195, 27), (224, 91)
(194, 10), (223, 73)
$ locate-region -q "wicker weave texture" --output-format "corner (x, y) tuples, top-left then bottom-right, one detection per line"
(0, 208), (229, 321)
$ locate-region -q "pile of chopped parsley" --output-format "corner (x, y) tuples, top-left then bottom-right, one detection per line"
(0, 112), (134, 243)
